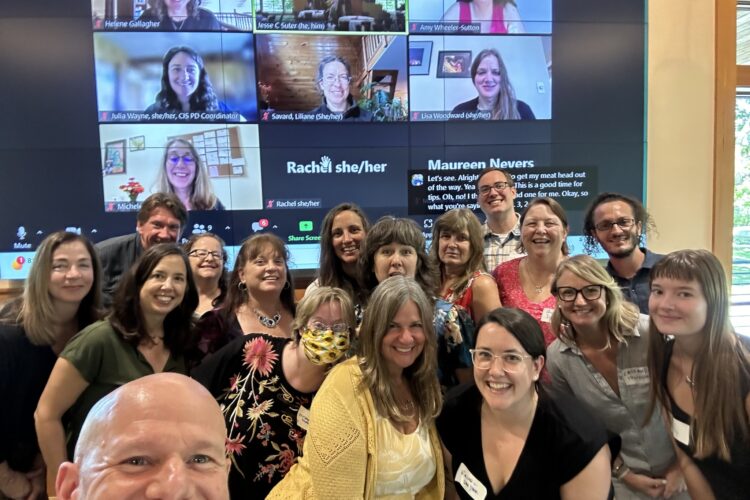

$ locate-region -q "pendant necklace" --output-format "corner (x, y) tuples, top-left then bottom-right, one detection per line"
(523, 259), (548, 294)
(171, 17), (187, 30)
(254, 309), (281, 328)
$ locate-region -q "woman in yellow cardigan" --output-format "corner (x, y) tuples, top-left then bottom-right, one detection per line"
(269, 276), (445, 499)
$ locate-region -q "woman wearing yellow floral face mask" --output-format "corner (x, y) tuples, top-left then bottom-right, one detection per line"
(192, 286), (356, 499)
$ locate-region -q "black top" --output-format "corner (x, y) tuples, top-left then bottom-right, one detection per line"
(193, 334), (314, 500)
(450, 97), (535, 120)
(95, 232), (142, 306)
(437, 384), (609, 500)
(308, 96), (373, 122)
(138, 8), (222, 31)
(144, 99), (234, 114)
(0, 324), (56, 471)
(664, 340), (750, 499)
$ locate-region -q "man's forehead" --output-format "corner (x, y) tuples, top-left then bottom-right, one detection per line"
(144, 208), (180, 225)
(104, 398), (224, 438)
(593, 200), (635, 219)
(478, 170), (510, 185)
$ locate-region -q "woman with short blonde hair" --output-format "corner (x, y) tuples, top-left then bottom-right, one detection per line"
(194, 286), (357, 498)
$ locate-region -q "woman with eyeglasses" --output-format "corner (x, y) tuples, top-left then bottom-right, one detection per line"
(647, 250), (750, 499)
(194, 234), (296, 356)
(183, 233), (228, 317)
(546, 255), (688, 500)
(193, 286), (357, 499)
(438, 307), (613, 499)
(268, 277), (444, 499)
(308, 55), (373, 121)
(154, 138), (224, 211)
(494, 197), (569, 346)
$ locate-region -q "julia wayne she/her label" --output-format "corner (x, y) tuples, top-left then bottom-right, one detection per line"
(455, 462), (488, 500)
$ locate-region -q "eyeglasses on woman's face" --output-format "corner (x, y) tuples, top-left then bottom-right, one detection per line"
(321, 74), (352, 86)
(188, 249), (223, 261)
(556, 284), (604, 302)
(470, 348), (531, 372)
(308, 321), (350, 333)
(168, 154), (195, 166)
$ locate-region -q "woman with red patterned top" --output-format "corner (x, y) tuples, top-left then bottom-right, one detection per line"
(430, 208), (501, 323)
(494, 198), (569, 346)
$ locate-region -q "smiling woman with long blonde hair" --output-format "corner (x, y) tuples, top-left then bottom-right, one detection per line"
(269, 276), (444, 499)
(154, 138), (224, 211)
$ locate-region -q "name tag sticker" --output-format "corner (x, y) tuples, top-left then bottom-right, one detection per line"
(297, 405), (311, 431)
(672, 417), (690, 446)
(622, 367), (650, 385)
(455, 462), (487, 500)
(541, 308), (554, 323)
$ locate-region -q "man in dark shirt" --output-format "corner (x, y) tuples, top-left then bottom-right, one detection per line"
(96, 193), (187, 304)
(583, 192), (664, 314)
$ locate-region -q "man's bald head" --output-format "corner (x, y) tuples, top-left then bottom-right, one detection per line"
(56, 373), (229, 500)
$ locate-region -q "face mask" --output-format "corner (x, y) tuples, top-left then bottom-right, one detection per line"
(300, 327), (350, 365)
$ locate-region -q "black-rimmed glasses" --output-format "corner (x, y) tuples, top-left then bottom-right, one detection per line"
(478, 181), (511, 196)
(556, 285), (604, 302)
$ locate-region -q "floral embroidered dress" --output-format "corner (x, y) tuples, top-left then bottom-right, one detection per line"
(192, 333), (315, 500)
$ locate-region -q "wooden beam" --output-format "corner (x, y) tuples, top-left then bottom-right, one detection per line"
(714, 0), (737, 277)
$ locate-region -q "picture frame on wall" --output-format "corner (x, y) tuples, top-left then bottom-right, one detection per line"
(409, 41), (433, 76)
(436, 50), (472, 78)
(129, 135), (145, 151)
(103, 139), (126, 175)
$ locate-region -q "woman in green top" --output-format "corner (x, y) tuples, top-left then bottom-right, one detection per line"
(35, 243), (198, 487)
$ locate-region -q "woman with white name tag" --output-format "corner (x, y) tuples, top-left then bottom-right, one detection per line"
(494, 197), (569, 346)
(192, 286), (356, 499)
(438, 307), (613, 499)
(647, 249), (750, 499)
(546, 255), (688, 499)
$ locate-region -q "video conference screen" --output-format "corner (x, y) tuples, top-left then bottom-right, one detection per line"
(0, 0), (645, 279)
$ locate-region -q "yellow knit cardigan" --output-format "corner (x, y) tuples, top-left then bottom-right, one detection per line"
(267, 357), (445, 499)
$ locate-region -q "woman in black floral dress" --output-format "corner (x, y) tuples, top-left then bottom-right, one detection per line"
(192, 286), (356, 499)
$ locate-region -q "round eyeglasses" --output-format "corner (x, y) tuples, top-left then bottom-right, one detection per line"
(168, 154), (195, 165)
(470, 349), (531, 372)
